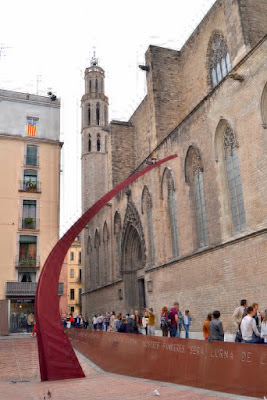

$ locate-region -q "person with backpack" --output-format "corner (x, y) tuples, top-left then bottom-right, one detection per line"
(169, 301), (179, 337)
(160, 306), (169, 337)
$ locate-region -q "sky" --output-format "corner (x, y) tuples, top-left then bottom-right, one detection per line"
(0, 0), (216, 236)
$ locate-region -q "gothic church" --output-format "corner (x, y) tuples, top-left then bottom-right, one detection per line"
(81, 0), (267, 332)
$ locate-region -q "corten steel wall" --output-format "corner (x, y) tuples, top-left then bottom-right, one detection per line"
(67, 329), (267, 398)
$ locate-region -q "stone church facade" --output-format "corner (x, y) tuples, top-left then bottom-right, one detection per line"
(81, 0), (267, 332)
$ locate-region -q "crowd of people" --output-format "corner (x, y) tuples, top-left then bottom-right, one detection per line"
(63, 299), (267, 344)
(203, 299), (267, 344)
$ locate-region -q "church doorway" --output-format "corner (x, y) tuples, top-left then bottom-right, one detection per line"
(121, 224), (145, 313)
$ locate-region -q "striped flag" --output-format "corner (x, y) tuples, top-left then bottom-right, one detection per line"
(27, 120), (37, 136)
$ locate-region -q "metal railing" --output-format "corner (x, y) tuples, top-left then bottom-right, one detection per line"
(15, 255), (40, 268)
(19, 180), (41, 193)
(6, 282), (64, 297)
(19, 217), (39, 230)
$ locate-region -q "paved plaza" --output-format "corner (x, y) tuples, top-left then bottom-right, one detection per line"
(0, 335), (260, 400)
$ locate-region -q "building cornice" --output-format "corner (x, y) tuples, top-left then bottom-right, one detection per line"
(0, 133), (63, 147)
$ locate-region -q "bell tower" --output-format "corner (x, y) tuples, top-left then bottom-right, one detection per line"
(81, 54), (109, 212)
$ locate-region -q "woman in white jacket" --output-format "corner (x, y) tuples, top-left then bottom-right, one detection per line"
(261, 311), (267, 344)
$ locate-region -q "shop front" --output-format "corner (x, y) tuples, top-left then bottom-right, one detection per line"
(10, 299), (35, 333)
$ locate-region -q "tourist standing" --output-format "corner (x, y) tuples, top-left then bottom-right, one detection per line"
(160, 306), (169, 337)
(183, 310), (191, 339)
(146, 308), (155, 336)
(169, 302), (179, 337)
(209, 310), (224, 341)
(203, 313), (212, 340)
(241, 306), (261, 343)
(142, 311), (149, 335)
(92, 315), (97, 331)
(261, 311), (267, 344)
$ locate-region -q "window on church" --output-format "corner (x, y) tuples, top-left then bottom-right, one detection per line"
(191, 151), (209, 247)
(95, 79), (98, 93)
(88, 135), (91, 152)
(209, 33), (231, 88)
(161, 168), (179, 259)
(88, 105), (91, 126)
(141, 186), (155, 265)
(94, 230), (100, 286)
(89, 80), (92, 92)
(96, 103), (100, 125)
(97, 134), (101, 151)
(223, 126), (246, 233)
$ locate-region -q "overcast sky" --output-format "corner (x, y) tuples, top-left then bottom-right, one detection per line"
(0, 0), (216, 236)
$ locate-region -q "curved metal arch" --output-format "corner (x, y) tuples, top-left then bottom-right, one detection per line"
(35, 153), (177, 381)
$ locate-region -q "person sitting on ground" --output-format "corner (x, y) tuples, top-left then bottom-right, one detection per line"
(241, 305), (261, 343)
(203, 313), (213, 340)
(209, 310), (224, 341)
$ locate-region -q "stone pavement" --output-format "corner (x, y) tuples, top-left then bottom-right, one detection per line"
(0, 335), (260, 400)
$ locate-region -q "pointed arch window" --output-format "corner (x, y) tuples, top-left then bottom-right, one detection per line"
(185, 148), (209, 248)
(223, 127), (246, 233)
(114, 211), (121, 279)
(94, 230), (100, 286)
(88, 104), (91, 126)
(97, 134), (101, 151)
(161, 168), (179, 258)
(209, 33), (231, 88)
(103, 222), (110, 283)
(261, 83), (267, 128)
(96, 103), (100, 125)
(95, 79), (98, 93)
(89, 80), (92, 92)
(88, 134), (91, 152)
(141, 186), (155, 265)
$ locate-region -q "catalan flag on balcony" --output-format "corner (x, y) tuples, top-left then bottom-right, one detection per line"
(27, 120), (37, 136)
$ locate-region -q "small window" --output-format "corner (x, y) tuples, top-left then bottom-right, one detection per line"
(23, 170), (38, 192)
(22, 200), (36, 229)
(77, 235), (81, 242)
(97, 134), (101, 151)
(78, 251), (81, 264)
(88, 105), (91, 126)
(70, 288), (75, 300)
(96, 103), (100, 126)
(88, 135), (91, 152)
(95, 79), (98, 93)
(79, 269), (82, 281)
(19, 235), (37, 267)
(26, 146), (38, 166)
(70, 269), (74, 278)
(70, 306), (74, 313)
(70, 251), (74, 261)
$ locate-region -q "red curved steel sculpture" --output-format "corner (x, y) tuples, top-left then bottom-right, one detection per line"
(35, 154), (177, 381)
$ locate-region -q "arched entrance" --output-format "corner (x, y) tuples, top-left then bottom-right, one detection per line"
(121, 200), (146, 312)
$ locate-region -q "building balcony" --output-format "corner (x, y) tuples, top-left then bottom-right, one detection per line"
(24, 155), (39, 167)
(6, 282), (64, 297)
(19, 217), (39, 231)
(19, 180), (41, 193)
(15, 255), (40, 269)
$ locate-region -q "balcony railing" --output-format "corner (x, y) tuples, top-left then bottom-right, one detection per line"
(24, 154), (39, 167)
(19, 217), (39, 230)
(6, 282), (64, 297)
(19, 180), (41, 193)
(15, 255), (40, 268)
